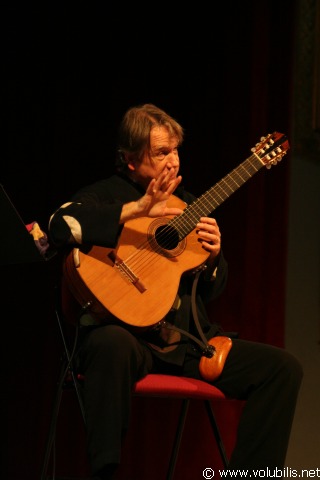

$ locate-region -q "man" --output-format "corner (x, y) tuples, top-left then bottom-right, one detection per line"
(49, 103), (303, 480)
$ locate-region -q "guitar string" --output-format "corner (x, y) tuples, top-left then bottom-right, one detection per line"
(120, 153), (265, 280)
(126, 155), (268, 279)
(118, 134), (286, 278)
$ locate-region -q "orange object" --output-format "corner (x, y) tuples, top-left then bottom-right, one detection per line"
(199, 336), (233, 382)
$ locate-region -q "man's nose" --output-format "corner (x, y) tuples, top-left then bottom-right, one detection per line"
(167, 152), (179, 166)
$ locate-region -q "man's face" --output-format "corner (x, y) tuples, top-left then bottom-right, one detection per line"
(128, 126), (180, 189)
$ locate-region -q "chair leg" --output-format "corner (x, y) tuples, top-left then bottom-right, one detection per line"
(166, 398), (189, 480)
(40, 358), (86, 480)
(69, 371), (86, 425)
(40, 359), (67, 480)
(204, 400), (229, 468)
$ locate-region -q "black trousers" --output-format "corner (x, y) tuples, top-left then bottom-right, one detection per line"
(79, 324), (303, 476)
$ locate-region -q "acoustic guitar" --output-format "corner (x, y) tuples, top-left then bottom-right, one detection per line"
(64, 132), (289, 328)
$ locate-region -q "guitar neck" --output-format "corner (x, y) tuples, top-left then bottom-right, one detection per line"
(172, 153), (264, 240)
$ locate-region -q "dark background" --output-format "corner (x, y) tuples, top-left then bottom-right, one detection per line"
(3, 1), (298, 478)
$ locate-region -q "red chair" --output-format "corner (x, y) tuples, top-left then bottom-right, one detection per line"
(132, 374), (231, 479)
(41, 281), (242, 480)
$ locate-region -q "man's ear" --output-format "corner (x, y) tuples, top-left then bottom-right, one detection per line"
(127, 155), (135, 171)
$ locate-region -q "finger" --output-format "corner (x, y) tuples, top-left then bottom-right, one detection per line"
(165, 207), (184, 216)
(166, 175), (182, 194)
(199, 216), (217, 225)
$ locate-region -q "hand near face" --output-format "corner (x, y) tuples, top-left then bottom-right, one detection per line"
(137, 168), (183, 218)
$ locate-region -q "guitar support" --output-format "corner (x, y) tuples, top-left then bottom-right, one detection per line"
(157, 265), (233, 381)
(156, 265), (215, 359)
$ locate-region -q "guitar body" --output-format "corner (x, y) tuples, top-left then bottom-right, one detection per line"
(64, 195), (210, 328)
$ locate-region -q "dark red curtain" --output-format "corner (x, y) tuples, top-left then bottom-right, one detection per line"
(3, 1), (297, 479)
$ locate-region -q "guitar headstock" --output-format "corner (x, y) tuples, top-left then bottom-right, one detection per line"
(251, 132), (290, 169)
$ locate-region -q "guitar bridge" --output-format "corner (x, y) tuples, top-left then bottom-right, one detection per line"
(108, 251), (146, 293)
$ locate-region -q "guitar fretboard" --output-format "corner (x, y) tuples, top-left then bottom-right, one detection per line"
(171, 153), (263, 240)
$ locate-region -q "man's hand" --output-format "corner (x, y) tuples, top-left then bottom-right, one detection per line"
(121, 168), (183, 222)
(139, 168), (183, 217)
(196, 217), (221, 261)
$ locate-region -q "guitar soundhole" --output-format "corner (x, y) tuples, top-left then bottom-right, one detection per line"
(155, 225), (179, 250)
(148, 219), (186, 258)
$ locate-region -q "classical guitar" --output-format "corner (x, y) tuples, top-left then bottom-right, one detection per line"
(64, 132), (289, 328)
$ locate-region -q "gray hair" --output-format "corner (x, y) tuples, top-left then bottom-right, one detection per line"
(115, 104), (184, 172)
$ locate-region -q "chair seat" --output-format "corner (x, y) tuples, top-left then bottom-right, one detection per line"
(133, 374), (227, 400)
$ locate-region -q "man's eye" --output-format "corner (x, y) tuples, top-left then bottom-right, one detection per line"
(151, 148), (178, 160)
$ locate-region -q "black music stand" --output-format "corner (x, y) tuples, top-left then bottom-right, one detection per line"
(0, 184), (55, 265)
